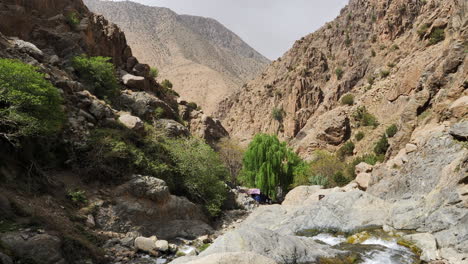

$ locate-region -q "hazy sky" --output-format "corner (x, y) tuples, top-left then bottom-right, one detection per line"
(116, 0), (349, 59)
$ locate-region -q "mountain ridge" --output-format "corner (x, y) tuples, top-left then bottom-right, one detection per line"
(83, 0), (270, 114)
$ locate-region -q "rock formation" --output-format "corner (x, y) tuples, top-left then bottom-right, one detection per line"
(83, 0), (270, 114)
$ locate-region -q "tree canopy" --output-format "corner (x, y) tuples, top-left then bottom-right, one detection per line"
(241, 134), (301, 200)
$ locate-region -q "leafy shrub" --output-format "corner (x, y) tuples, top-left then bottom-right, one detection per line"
(66, 12), (80, 29)
(355, 131), (365, 141)
(417, 24), (430, 38)
(386, 124), (398, 138)
(165, 137), (228, 217)
(72, 55), (119, 100)
(371, 49), (376, 57)
(67, 190), (88, 205)
(240, 134), (301, 200)
(367, 76), (375, 85)
(353, 106), (379, 128)
(333, 171), (348, 187)
(309, 175), (329, 187)
(272, 107), (284, 122)
(150, 67), (158, 78)
(380, 69), (390, 78)
(341, 94), (354, 106)
(161, 79), (173, 89)
(0, 58), (64, 139)
(216, 138), (244, 185)
(374, 135), (390, 155)
(335, 67), (344, 80)
(337, 141), (355, 160)
(429, 28), (445, 45)
(187, 102), (198, 110)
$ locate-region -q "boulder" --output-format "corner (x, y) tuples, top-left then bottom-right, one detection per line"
(155, 119), (190, 137)
(124, 175), (170, 203)
(89, 99), (114, 120)
(282, 185), (323, 206)
(155, 240), (169, 252)
(172, 252), (278, 264)
(0, 253), (12, 264)
(118, 114), (144, 131)
(449, 121), (468, 141)
(0, 232), (65, 264)
(12, 38), (43, 60)
(355, 172), (372, 190)
(188, 112), (229, 145)
(119, 90), (177, 120)
(132, 63), (150, 77)
(449, 96), (468, 118)
(405, 143), (418, 153)
(134, 236), (157, 255)
(355, 162), (373, 174)
(403, 233), (439, 262)
(122, 73), (148, 91)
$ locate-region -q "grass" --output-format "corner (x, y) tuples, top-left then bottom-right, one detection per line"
(335, 67), (344, 80)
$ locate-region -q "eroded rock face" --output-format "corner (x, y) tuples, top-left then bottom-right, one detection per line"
(172, 252), (278, 264)
(187, 110), (229, 146)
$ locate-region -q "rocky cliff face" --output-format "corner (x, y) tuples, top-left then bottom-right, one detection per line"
(216, 0), (466, 158)
(83, 0), (270, 114)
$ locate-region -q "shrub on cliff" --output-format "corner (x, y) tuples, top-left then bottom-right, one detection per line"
(374, 134), (390, 155)
(150, 67), (159, 78)
(272, 107), (284, 122)
(72, 55), (119, 101)
(353, 106), (379, 128)
(0, 58), (64, 139)
(429, 28), (445, 45)
(240, 134), (301, 200)
(337, 141), (355, 160)
(341, 94), (354, 106)
(386, 124), (398, 138)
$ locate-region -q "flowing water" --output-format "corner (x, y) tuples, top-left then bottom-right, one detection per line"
(301, 229), (420, 264)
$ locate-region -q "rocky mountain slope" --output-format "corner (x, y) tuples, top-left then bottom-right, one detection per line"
(216, 0), (467, 157)
(0, 0), (231, 263)
(83, 0), (270, 114)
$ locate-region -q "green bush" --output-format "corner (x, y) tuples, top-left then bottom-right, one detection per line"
(67, 190), (88, 205)
(374, 135), (390, 155)
(337, 141), (355, 160)
(367, 76), (375, 85)
(380, 69), (390, 78)
(429, 28), (445, 45)
(161, 79), (173, 89)
(164, 137), (228, 217)
(341, 94), (354, 106)
(272, 107), (284, 122)
(353, 106), (379, 128)
(150, 67), (159, 78)
(240, 134), (301, 200)
(371, 49), (376, 57)
(355, 131), (365, 141)
(72, 55), (119, 100)
(309, 175), (329, 187)
(390, 44), (399, 51)
(0, 58), (64, 139)
(386, 124), (398, 138)
(335, 67), (344, 80)
(417, 24), (430, 38)
(66, 12), (80, 29)
(187, 102), (198, 110)
(387, 62), (396, 68)
(333, 171), (348, 187)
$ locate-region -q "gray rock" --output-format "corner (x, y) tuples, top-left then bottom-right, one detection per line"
(132, 63), (150, 77)
(171, 252), (278, 264)
(282, 185), (323, 206)
(403, 233), (439, 262)
(125, 175), (170, 202)
(0, 253), (13, 264)
(0, 232), (65, 264)
(155, 240), (169, 252)
(450, 121), (468, 141)
(122, 73), (148, 91)
(119, 90), (177, 120)
(355, 162), (373, 174)
(155, 119), (190, 137)
(89, 99), (114, 120)
(12, 38), (44, 60)
(118, 114), (144, 131)
(134, 236), (157, 255)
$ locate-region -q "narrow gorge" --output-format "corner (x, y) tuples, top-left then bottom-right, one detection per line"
(0, 0), (466, 264)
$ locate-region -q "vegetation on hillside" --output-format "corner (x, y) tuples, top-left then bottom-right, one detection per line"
(72, 55), (120, 101)
(0, 58), (64, 141)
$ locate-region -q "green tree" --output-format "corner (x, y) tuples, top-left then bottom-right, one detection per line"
(240, 134), (301, 200)
(0, 58), (64, 139)
(72, 55), (119, 100)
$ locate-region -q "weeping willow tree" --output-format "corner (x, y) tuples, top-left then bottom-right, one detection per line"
(241, 134), (302, 200)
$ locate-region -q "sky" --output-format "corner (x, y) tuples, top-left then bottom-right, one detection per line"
(115, 0), (349, 59)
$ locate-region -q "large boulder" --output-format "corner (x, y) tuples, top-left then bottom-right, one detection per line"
(449, 121), (468, 141)
(0, 232), (65, 264)
(155, 119), (190, 137)
(122, 73), (149, 91)
(172, 252), (278, 264)
(118, 113), (144, 131)
(355, 172), (372, 190)
(188, 111), (228, 145)
(119, 90), (177, 120)
(134, 236), (158, 255)
(96, 175), (211, 239)
(282, 185), (323, 206)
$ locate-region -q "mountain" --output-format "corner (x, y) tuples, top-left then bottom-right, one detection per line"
(83, 0), (270, 114)
(216, 0), (467, 158)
